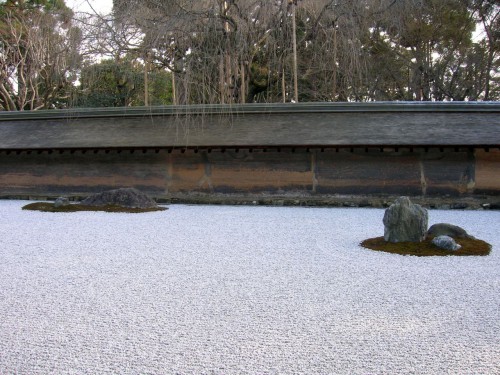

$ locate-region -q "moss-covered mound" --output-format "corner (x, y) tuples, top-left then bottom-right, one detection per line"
(22, 202), (167, 213)
(360, 236), (491, 256)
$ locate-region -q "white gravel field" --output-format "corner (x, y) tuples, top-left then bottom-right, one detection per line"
(0, 200), (499, 374)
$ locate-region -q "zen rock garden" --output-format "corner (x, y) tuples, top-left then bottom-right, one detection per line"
(22, 191), (492, 256)
(22, 188), (167, 213)
(361, 196), (491, 256)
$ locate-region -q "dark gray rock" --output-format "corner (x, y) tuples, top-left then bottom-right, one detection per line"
(383, 196), (428, 243)
(358, 199), (372, 208)
(427, 223), (472, 239)
(81, 188), (157, 209)
(432, 235), (461, 251)
(451, 203), (468, 210)
(438, 204), (451, 210)
(490, 202), (500, 210)
(54, 197), (70, 208)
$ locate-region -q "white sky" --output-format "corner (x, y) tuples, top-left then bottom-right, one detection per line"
(66, 0), (113, 14)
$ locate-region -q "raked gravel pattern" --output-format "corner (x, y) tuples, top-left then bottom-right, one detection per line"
(0, 201), (499, 374)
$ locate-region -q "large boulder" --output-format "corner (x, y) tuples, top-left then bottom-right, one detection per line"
(427, 223), (472, 239)
(383, 197), (428, 243)
(81, 188), (158, 209)
(432, 235), (461, 251)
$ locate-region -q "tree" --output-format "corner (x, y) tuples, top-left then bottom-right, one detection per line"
(111, 0), (296, 104)
(85, 0), (498, 104)
(469, 0), (499, 100)
(70, 0), (500, 106)
(0, 0), (82, 110)
(73, 57), (173, 107)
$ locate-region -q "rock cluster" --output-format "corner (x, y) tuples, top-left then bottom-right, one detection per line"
(383, 196), (428, 243)
(81, 188), (158, 209)
(381, 196), (479, 253)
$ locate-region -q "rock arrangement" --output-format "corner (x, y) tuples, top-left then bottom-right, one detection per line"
(383, 196), (428, 243)
(81, 188), (158, 209)
(361, 196), (491, 256)
(378, 196), (488, 255)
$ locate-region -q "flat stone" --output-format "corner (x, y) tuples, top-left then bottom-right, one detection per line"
(432, 235), (461, 251)
(427, 223), (472, 239)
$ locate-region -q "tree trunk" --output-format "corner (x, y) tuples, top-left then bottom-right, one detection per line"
(482, 17), (494, 101)
(172, 55), (177, 105)
(219, 55), (225, 104)
(291, 2), (299, 102)
(144, 55), (149, 106)
(225, 53), (232, 104)
(240, 61), (246, 104)
(332, 27), (337, 101)
(282, 67), (286, 103)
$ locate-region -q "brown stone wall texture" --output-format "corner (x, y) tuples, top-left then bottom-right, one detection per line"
(0, 148), (499, 199)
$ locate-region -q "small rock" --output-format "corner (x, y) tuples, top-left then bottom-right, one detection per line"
(54, 197), (70, 208)
(358, 199), (371, 207)
(383, 196), (428, 243)
(432, 235), (461, 251)
(343, 202), (357, 207)
(427, 223), (472, 239)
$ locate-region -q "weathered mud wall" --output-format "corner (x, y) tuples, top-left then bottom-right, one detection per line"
(1, 147), (498, 202)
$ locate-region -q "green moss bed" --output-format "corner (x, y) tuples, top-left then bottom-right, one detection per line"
(22, 202), (167, 214)
(361, 236), (491, 257)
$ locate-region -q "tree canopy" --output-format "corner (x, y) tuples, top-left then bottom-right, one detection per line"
(0, 0), (80, 110)
(0, 0), (498, 110)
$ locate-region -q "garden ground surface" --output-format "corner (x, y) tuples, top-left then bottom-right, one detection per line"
(0, 201), (499, 374)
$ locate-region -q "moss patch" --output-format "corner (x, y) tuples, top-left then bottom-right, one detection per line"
(22, 202), (167, 213)
(360, 236), (491, 256)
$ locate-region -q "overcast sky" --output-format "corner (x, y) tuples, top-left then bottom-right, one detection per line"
(66, 0), (113, 14)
